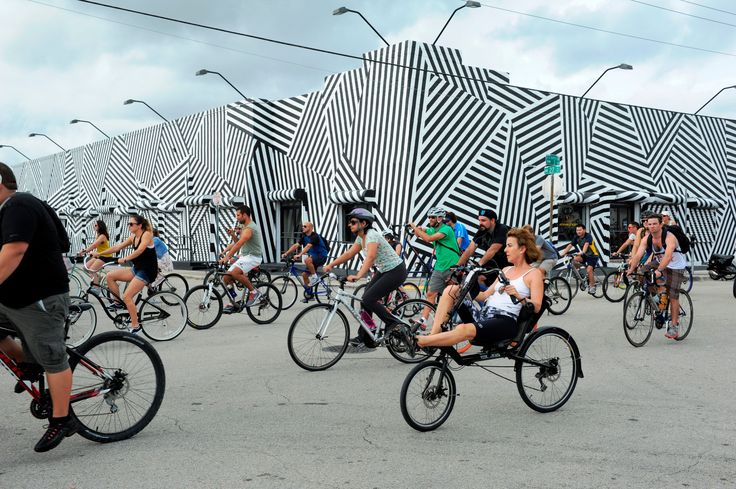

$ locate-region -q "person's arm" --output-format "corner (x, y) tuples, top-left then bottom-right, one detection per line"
(627, 241), (647, 274)
(120, 232), (152, 264)
(296, 243), (313, 258)
(282, 243), (300, 258)
(0, 242), (29, 284)
(655, 233), (678, 273)
(349, 242), (377, 281)
(410, 223), (445, 243)
(323, 243), (362, 271)
(614, 239), (631, 255)
(80, 235), (105, 254)
(394, 244), (402, 256)
(93, 236), (133, 257)
(475, 277), (501, 301)
(579, 238), (590, 255)
(559, 243), (573, 257)
(456, 236), (463, 249)
(223, 227), (252, 262)
(457, 241), (477, 266)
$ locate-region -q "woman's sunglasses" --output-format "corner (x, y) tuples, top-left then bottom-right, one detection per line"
(349, 219), (360, 225)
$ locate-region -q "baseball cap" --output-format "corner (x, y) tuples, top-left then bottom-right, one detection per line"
(478, 209), (497, 220)
(0, 162), (18, 190)
(661, 210), (671, 216)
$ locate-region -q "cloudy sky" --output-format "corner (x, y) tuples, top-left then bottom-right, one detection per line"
(2, 0), (736, 164)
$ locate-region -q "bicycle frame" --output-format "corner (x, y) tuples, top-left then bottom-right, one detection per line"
(283, 259), (332, 299)
(314, 280), (384, 344)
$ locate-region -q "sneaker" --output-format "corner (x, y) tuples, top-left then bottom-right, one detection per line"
(665, 324), (679, 340)
(34, 417), (78, 452)
(223, 304), (242, 314)
(349, 335), (364, 347)
(308, 274), (320, 287)
(587, 286), (596, 295)
(127, 325), (143, 335)
(244, 290), (264, 307)
(107, 301), (126, 311)
(301, 293), (314, 303)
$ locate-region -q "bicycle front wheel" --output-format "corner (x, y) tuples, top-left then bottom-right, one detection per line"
(400, 360), (456, 431)
(245, 282), (282, 324)
(184, 285), (223, 330)
(592, 267), (606, 298)
(69, 274), (85, 298)
(515, 330), (579, 413)
(386, 299), (436, 364)
(288, 304), (350, 371)
(681, 267), (693, 293)
(401, 282), (422, 300)
(70, 331), (165, 443)
(66, 296), (97, 347)
(156, 273), (189, 298)
(139, 291), (188, 341)
(546, 277), (572, 315)
(603, 270), (628, 303)
(623, 292), (653, 347)
(673, 290), (693, 341)
(270, 276), (298, 310)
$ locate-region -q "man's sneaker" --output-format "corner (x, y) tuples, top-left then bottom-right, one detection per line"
(127, 325), (143, 335)
(301, 294), (314, 303)
(308, 274), (320, 287)
(349, 335), (364, 347)
(244, 290), (264, 307)
(34, 417), (78, 453)
(223, 304), (242, 315)
(665, 324), (679, 340)
(587, 286), (596, 295)
(107, 301), (125, 311)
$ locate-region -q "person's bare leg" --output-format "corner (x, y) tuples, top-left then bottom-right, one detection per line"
(670, 297), (680, 328)
(123, 278), (146, 328)
(418, 322), (475, 347)
(429, 285), (459, 335)
(105, 268), (130, 304)
(0, 337), (25, 362)
(587, 265), (595, 286)
(47, 369), (72, 417)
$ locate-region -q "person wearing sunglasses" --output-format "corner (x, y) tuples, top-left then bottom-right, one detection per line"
(78, 220), (114, 288)
(91, 213), (157, 334)
(323, 208), (407, 347)
(281, 221), (329, 300)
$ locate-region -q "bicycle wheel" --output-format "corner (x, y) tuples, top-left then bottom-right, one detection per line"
(245, 282), (282, 324)
(400, 360), (456, 431)
(561, 270), (579, 298)
(202, 269), (216, 286)
(603, 270), (628, 303)
(401, 282), (422, 300)
(69, 274), (85, 298)
(673, 290), (693, 341)
(350, 283), (368, 309)
(69, 331), (165, 443)
(623, 292), (653, 347)
(592, 267), (606, 298)
(681, 267), (693, 293)
(314, 276), (338, 304)
(156, 273), (189, 298)
(139, 291), (188, 341)
(287, 304), (350, 371)
(386, 299), (436, 364)
(184, 285), (223, 330)
(545, 277), (571, 315)
(66, 296), (97, 348)
(270, 276), (298, 310)
(733, 277), (736, 298)
(249, 268), (271, 284)
(515, 329), (579, 413)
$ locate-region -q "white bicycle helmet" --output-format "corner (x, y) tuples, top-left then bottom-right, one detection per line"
(427, 207), (447, 218)
(347, 208), (375, 223)
(381, 230), (396, 240)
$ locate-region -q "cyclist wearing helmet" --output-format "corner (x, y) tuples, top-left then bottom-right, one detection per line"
(324, 208), (407, 347)
(409, 207), (460, 325)
(381, 230), (402, 256)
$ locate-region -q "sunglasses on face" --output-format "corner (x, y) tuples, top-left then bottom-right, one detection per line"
(349, 219), (360, 225)
(128, 222), (138, 227)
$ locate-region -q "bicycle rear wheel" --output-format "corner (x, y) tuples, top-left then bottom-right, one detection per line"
(673, 290), (693, 341)
(66, 296), (97, 347)
(401, 282), (422, 300)
(350, 283), (368, 309)
(386, 299), (436, 363)
(287, 304), (349, 371)
(245, 282), (282, 324)
(69, 273), (85, 298)
(603, 270), (628, 303)
(559, 269), (579, 298)
(515, 329), (579, 413)
(623, 292), (653, 347)
(546, 277), (572, 315)
(184, 285), (223, 330)
(156, 273), (189, 299)
(400, 360), (456, 431)
(139, 291), (188, 341)
(592, 267), (606, 298)
(270, 276), (298, 310)
(69, 331), (165, 443)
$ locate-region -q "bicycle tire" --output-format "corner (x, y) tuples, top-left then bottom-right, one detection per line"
(184, 285), (223, 330)
(249, 268), (271, 284)
(681, 267), (693, 294)
(350, 283), (368, 310)
(156, 273), (189, 299)
(401, 282), (422, 300)
(561, 269), (580, 298)
(139, 291), (188, 341)
(546, 276), (572, 315)
(603, 270), (628, 303)
(270, 276), (298, 310)
(69, 274), (85, 298)
(733, 276), (736, 298)
(515, 329), (579, 413)
(70, 331), (165, 443)
(245, 282), (282, 324)
(386, 299), (436, 364)
(66, 296), (97, 347)
(202, 269), (216, 286)
(623, 292), (653, 347)
(314, 276), (337, 304)
(287, 304), (350, 371)
(400, 360), (456, 431)
(592, 267), (606, 298)
(673, 290), (693, 342)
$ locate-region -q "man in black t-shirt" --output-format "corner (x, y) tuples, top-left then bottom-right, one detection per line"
(0, 162), (74, 452)
(458, 209), (510, 269)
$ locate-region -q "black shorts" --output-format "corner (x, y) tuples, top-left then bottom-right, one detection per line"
(309, 255), (328, 268)
(470, 314), (518, 346)
(99, 256), (117, 263)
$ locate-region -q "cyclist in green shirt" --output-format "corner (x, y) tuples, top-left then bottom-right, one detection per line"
(409, 207), (460, 326)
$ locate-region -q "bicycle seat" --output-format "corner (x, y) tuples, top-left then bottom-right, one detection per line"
(69, 302), (94, 314)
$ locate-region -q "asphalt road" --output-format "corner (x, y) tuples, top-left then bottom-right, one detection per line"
(1, 274), (735, 489)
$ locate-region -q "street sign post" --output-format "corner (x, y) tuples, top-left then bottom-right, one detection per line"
(544, 155), (561, 240)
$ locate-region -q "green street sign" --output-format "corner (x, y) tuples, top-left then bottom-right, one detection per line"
(544, 165), (561, 175)
(545, 154), (560, 166)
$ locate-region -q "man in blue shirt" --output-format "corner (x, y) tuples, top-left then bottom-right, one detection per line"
(282, 221), (329, 290)
(446, 212), (470, 252)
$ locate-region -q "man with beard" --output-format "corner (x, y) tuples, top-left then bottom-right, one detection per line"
(457, 209), (510, 269)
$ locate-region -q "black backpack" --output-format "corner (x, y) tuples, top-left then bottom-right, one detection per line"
(647, 225), (690, 254)
(314, 233), (330, 253)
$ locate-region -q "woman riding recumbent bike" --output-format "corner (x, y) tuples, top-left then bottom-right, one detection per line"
(400, 264), (584, 432)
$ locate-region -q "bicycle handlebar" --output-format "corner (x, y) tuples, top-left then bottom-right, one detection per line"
(83, 254), (123, 272)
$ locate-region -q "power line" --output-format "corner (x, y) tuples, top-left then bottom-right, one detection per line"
(478, 2), (736, 57)
(628, 0), (736, 29)
(26, 0), (338, 74)
(675, 0), (736, 17)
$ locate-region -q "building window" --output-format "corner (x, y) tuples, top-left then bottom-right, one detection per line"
(557, 204), (584, 244)
(342, 203), (374, 241)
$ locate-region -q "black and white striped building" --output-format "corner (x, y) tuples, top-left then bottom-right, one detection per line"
(12, 41), (736, 267)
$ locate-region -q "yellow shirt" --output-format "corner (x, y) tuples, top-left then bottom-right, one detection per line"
(96, 239), (113, 257)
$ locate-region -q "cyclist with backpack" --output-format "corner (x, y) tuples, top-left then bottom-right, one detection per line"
(522, 225), (558, 277)
(281, 221), (329, 290)
(627, 213), (689, 340)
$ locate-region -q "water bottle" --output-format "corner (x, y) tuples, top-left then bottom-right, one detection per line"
(227, 287), (238, 299)
(658, 292), (669, 312)
(359, 310), (376, 331)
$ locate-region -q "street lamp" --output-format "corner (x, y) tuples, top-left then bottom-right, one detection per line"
(123, 99), (168, 122)
(195, 69), (248, 100)
(581, 63), (633, 99)
(0, 144), (32, 160)
(433, 1), (481, 46)
(693, 85), (736, 115)
(333, 6), (389, 46)
(70, 119), (111, 139)
(28, 133), (66, 151)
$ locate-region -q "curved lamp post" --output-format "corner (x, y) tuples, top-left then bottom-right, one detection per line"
(333, 7), (389, 46)
(581, 64), (633, 98)
(28, 132), (66, 151)
(433, 1), (481, 46)
(123, 99), (168, 122)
